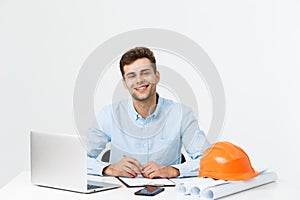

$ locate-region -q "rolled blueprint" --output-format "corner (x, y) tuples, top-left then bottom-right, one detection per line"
(202, 171), (277, 199)
(175, 177), (227, 196)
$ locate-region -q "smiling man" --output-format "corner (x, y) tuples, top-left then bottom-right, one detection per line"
(121, 57), (159, 119)
(87, 47), (209, 178)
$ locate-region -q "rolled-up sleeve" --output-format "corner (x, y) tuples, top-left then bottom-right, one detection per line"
(172, 106), (210, 177)
(87, 155), (110, 176)
(86, 106), (111, 176)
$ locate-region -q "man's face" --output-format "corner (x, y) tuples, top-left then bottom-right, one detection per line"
(122, 58), (160, 102)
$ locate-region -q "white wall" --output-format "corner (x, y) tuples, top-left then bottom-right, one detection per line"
(1, 0), (299, 193)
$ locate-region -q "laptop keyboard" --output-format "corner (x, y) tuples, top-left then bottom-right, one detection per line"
(87, 184), (103, 190)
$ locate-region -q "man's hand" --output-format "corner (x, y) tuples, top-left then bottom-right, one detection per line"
(142, 161), (180, 178)
(103, 157), (142, 178)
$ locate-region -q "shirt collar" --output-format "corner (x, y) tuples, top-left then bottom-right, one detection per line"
(128, 93), (162, 121)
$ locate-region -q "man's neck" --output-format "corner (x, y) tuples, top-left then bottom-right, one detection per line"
(133, 94), (158, 119)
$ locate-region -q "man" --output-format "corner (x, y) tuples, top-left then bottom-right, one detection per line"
(87, 47), (209, 178)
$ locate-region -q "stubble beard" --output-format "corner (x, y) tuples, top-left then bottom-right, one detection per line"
(131, 86), (156, 104)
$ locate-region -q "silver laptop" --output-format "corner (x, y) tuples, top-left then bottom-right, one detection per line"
(30, 131), (121, 193)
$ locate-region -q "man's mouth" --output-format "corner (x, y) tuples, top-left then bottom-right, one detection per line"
(135, 85), (149, 92)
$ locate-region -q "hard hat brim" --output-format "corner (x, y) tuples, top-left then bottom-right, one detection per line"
(199, 170), (259, 181)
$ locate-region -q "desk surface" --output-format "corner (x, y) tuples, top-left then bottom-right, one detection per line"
(0, 171), (296, 200)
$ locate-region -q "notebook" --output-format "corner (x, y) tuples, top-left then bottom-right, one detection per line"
(117, 175), (176, 187)
(30, 131), (121, 193)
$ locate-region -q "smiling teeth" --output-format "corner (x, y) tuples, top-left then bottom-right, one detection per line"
(136, 86), (147, 90)
(137, 86), (146, 90)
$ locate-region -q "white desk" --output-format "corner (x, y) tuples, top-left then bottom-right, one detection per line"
(0, 171), (295, 200)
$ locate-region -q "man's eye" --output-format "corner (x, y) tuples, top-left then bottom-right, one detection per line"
(127, 75), (135, 79)
(142, 72), (150, 75)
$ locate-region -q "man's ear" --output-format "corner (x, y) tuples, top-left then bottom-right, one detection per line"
(155, 70), (160, 83)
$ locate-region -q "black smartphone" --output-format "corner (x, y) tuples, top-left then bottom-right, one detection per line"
(134, 186), (165, 196)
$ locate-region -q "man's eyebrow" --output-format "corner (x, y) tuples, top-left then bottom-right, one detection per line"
(125, 68), (152, 76)
(140, 68), (151, 72)
(125, 72), (136, 76)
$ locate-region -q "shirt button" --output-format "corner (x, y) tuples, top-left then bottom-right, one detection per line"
(143, 143), (147, 147)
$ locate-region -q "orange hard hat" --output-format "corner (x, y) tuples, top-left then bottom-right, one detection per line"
(198, 141), (259, 181)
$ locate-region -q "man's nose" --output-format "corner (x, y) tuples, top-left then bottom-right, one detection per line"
(136, 74), (145, 84)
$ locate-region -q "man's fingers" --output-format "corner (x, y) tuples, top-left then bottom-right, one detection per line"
(112, 164), (138, 177)
(124, 157), (143, 171)
(142, 165), (152, 173)
(106, 164), (136, 177)
(149, 167), (180, 178)
(141, 163), (154, 178)
(148, 170), (160, 179)
(107, 158), (179, 178)
(126, 158), (143, 175)
(118, 157), (142, 176)
(124, 162), (143, 176)
(142, 169), (152, 178)
(119, 170), (136, 178)
(123, 165), (138, 177)
(142, 162), (164, 173)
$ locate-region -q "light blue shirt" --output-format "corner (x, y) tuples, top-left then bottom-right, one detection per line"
(87, 95), (209, 177)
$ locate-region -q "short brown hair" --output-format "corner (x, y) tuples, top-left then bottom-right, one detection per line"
(119, 47), (156, 76)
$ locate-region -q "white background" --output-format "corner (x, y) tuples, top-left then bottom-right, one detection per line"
(1, 0), (299, 194)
